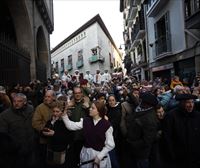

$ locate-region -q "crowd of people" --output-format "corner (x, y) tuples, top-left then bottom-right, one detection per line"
(0, 69), (200, 168)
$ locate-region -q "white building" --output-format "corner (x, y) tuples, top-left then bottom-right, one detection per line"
(51, 14), (122, 77)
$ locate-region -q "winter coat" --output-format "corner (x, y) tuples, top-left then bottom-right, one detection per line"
(125, 107), (157, 159)
(0, 104), (36, 155)
(44, 119), (71, 152)
(162, 106), (200, 168)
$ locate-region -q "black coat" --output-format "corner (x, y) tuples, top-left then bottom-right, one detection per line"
(45, 119), (71, 152)
(107, 103), (122, 150)
(162, 106), (200, 168)
(125, 107), (157, 159)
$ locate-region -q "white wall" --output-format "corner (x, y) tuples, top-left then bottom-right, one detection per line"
(51, 21), (121, 76)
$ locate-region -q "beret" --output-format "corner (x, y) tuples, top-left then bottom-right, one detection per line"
(175, 94), (197, 101)
(140, 92), (158, 106)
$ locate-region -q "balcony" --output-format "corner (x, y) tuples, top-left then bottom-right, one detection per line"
(154, 35), (172, 59)
(89, 55), (98, 63)
(76, 60), (84, 68)
(147, 0), (168, 17)
(185, 0), (200, 29)
(89, 54), (105, 63)
(67, 64), (72, 71)
(128, 5), (137, 21)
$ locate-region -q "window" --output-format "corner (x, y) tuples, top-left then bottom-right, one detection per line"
(56, 62), (58, 73)
(61, 58), (64, 72)
(78, 50), (83, 61)
(154, 12), (171, 56)
(68, 55), (72, 65)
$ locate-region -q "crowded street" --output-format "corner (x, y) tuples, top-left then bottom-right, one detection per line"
(1, 0), (200, 168)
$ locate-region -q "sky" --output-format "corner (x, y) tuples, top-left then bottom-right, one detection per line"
(50, 0), (124, 50)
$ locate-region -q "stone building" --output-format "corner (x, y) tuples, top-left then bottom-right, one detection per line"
(0, 0), (54, 85)
(120, 0), (200, 83)
(51, 14), (122, 77)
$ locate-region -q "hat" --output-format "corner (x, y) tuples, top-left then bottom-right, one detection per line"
(0, 86), (6, 94)
(75, 70), (79, 72)
(140, 92), (158, 106)
(175, 94), (198, 101)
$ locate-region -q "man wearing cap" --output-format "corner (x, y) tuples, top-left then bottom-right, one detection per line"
(162, 93), (200, 168)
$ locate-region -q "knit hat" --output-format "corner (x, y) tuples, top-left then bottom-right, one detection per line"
(140, 92), (158, 107)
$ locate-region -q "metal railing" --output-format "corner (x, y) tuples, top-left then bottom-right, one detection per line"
(0, 33), (30, 86)
(155, 35), (171, 57)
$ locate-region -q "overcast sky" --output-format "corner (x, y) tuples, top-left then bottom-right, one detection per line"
(50, 0), (124, 50)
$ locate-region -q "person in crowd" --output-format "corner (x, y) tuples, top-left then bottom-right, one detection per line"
(32, 90), (57, 168)
(167, 85), (185, 111)
(150, 104), (166, 168)
(42, 101), (71, 168)
(61, 70), (72, 91)
(156, 85), (172, 110)
(0, 86), (11, 113)
(74, 70), (80, 83)
(120, 88), (140, 167)
(80, 79), (91, 97)
(106, 94), (122, 168)
(64, 86), (91, 168)
(101, 70), (112, 84)
(62, 100), (115, 168)
(96, 92), (106, 104)
(170, 75), (183, 90)
(125, 91), (158, 168)
(84, 70), (93, 85)
(162, 93), (200, 168)
(0, 93), (37, 168)
(93, 70), (102, 86)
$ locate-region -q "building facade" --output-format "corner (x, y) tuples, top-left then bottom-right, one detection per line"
(51, 14), (122, 76)
(120, 0), (200, 83)
(0, 0), (54, 85)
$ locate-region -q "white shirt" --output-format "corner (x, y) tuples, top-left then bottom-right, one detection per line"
(101, 73), (112, 83)
(93, 74), (102, 85)
(84, 74), (93, 83)
(62, 115), (115, 160)
(61, 73), (71, 82)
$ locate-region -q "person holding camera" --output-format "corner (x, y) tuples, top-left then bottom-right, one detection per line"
(32, 90), (57, 168)
(42, 101), (71, 168)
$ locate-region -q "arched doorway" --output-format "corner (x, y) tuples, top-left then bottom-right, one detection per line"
(36, 26), (48, 82)
(0, 0), (31, 86)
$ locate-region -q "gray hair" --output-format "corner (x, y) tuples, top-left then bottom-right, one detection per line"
(14, 93), (27, 102)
